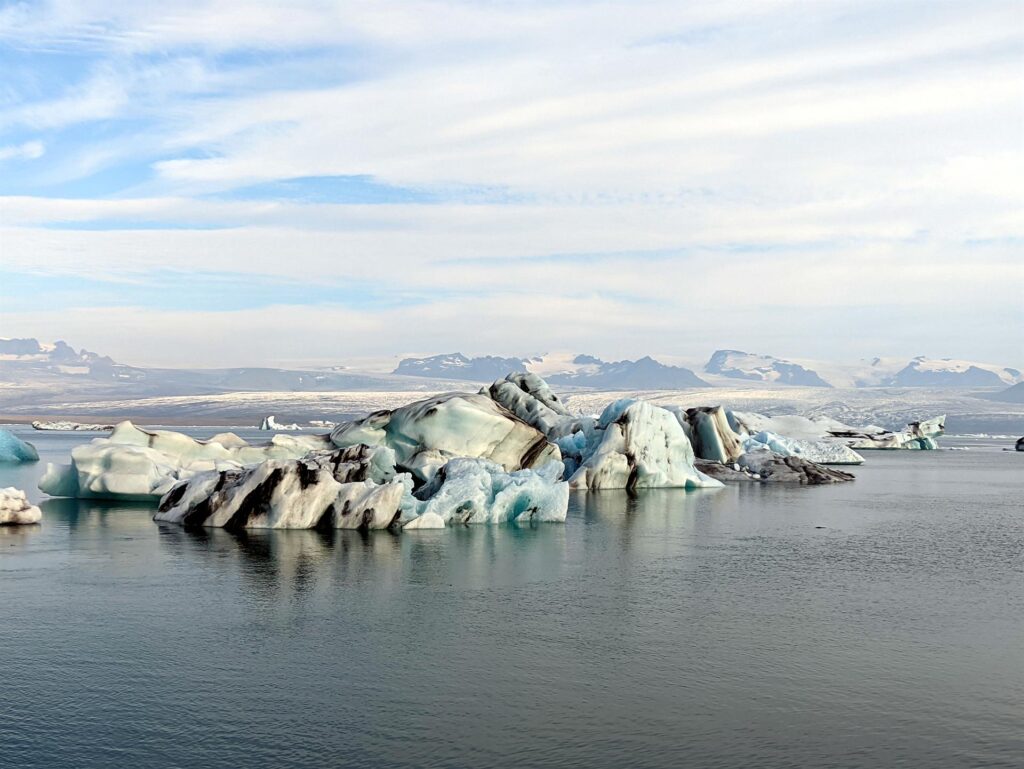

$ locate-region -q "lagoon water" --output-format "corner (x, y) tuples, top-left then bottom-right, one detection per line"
(2, 427), (1022, 768)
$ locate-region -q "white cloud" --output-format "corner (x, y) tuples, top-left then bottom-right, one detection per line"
(0, 1), (1021, 365)
(0, 140), (45, 161)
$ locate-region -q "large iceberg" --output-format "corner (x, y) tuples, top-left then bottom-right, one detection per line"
(0, 429), (39, 463)
(0, 487), (42, 525)
(155, 445), (410, 530)
(40, 421), (331, 500)
(155, 448), (569, 530)
(568, 400), (722, 491)
(330, 392), (561, 486)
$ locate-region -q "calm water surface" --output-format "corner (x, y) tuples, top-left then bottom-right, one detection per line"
(2, 427), (1022, 768)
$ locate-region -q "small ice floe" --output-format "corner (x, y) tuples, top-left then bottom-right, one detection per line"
(0, 487), (42, 525)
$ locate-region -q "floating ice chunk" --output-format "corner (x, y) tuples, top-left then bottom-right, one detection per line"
(31, 420), (113, 431)
(734, 449), (855, 484)
(568, 401), (722, 491)
(0, 429), (39, 463)
(40, 421), (331, 500)
(0, 487), (41, 525)
(743, 430), (865, 465)
(414, 458), (568, 524)
(155, 445), (411, 530)
(841, 415), (945, 450)
(331, 392), (561, 485)
(402, 512), (446, 529)
(259, 415), (301, 431)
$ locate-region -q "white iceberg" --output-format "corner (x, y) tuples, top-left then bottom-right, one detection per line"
(259, 415), (301, 431)
(40, 421), (331, 500)
(568, 400), (722, 491)
(0, 487), (42, 525)
(742, 430), (865, 465)
(0, 429), (39, 463)
(31, 420), (114, 431)
(331, 392), (561, 486)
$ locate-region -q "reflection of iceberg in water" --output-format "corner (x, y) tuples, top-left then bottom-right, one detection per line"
(40, 496), (158, 531)
(154, 520), (571, 607)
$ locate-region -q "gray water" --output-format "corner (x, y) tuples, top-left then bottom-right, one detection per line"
(2, 427), (1022, 768)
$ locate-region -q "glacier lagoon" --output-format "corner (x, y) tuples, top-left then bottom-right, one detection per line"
(2, 426), (1022, 769)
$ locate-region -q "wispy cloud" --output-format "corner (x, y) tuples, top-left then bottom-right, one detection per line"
(0, 1), (1021, 366)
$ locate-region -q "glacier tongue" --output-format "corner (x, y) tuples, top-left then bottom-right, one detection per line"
(568, 400), (723, 491)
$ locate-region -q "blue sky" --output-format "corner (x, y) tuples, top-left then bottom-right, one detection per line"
(0, 0), (1021, 368)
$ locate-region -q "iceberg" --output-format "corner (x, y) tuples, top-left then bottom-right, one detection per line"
(31, 420), (113, 431)
(839, 415), (945, 450)
(331, 392), (561, 486)
(667, 406), (745, 464)
(156, 449), (568, 530)
(0, 487), (42, 525)
(40, 421), (331, 500)
(155, 445), (410, 530)
(568, 400), (722, 491)
(696, 451), (856, 484)
(259, 415), (301, 431)
(742, 430), (864, 465)
(0, 429), (39, 463)
(409, 458), (568, 525)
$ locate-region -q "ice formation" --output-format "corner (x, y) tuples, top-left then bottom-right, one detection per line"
(40, 421), (331, 500)
(31, 420), (113, 431)
(668, 406), (746, 464)
(410, 458), (568, 525)
(0, 487), (42, 525)
(331, 392), (561, 485)
(568, 400), (722, 491)
(0, 429), (39, 463)
(839, 415), (945, 450)
(696, 452), (855, 484)
(155, 445), (410, 530)
(741, 431), (864, 465)
(259, 415), (301, 431)
(156, 449), (568, 530)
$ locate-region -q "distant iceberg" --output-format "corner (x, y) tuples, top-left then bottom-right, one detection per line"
(0, 429), (39, 463)
(259, 415), (301, 431)
(32, 420), (113, 431)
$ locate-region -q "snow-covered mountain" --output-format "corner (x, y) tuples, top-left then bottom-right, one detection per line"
(0, 337), (145, 381)
(886, 357), (1021, 387)
(393, 353), (528, 381)
(705, 350), (831, 387)
(542, 355), (709, 389)
(392, 352), (709, 388)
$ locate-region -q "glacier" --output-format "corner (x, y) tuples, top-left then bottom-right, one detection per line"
(0, 429), (39, 463)
(0, 487), (42, 525)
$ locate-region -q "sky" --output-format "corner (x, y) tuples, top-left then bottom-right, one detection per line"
(0, 0), (1021, 369)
